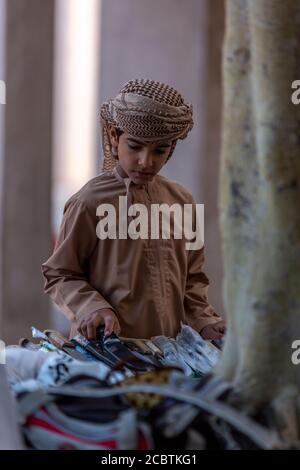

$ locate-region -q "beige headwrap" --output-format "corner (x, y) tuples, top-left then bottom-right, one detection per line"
(100, 79), (194, 172)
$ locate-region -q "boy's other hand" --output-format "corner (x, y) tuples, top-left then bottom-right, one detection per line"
(77, 308), (121, 340)
(200, 320), (226, 340)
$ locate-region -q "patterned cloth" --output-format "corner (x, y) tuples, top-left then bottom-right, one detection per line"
(100, 78), (194, 171)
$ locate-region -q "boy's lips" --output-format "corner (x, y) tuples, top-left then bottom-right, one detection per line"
(132, 171), (154, 178)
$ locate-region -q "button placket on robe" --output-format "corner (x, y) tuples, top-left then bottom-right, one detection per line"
(136, 183), (167, 318)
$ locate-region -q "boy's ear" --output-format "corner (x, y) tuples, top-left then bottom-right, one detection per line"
(107, 125), (118, 147)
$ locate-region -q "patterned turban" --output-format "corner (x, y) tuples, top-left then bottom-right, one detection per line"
(100, 78), (194, 172)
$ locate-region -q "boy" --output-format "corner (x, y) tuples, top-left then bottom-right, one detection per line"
(42, 79), (225, 341)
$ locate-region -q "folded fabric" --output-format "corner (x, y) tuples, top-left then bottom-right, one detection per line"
(8, 348), (128, 394)
(18, 381), (153, 450)
(5, 347), (49, 386)
(23, 402), (152, 450)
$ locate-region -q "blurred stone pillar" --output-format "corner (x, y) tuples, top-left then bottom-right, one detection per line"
(0, 0), (54, 343)
(99, 0), (225, 314)
(0, 367), (23, 449)
(0, 0), (6, 342)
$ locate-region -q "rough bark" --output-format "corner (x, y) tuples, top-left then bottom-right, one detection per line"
(216, 0), (300, 436)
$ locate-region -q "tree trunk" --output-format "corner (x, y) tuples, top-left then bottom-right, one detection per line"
(216, 0), (300, 442)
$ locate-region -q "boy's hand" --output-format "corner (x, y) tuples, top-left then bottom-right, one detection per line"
(77, 308), (121, 340)
(200, 320), (226, 340)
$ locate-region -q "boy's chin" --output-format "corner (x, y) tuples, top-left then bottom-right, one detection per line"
(130, 171), (155, 184)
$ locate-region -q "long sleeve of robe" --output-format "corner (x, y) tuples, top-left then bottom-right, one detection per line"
(42, 167), (222, 339)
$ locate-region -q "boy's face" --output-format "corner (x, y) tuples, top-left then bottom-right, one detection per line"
(108, 126), (174, 184)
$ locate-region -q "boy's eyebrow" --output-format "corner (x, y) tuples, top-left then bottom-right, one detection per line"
(126, 137), (172, 147)
(126, 137), (146, 145)
(154, 141), (172, 147)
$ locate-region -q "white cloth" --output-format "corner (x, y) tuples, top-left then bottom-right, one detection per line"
(5, 347), (48, 385)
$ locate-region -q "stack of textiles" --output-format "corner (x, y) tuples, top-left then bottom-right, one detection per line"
(151, 324), (221, 377)
(3, 324), (238, 450)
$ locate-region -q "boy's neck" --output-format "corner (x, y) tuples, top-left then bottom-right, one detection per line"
(115, 164), (129, 179)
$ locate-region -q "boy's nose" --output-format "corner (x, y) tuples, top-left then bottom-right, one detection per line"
(138, 150), (153, 169)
